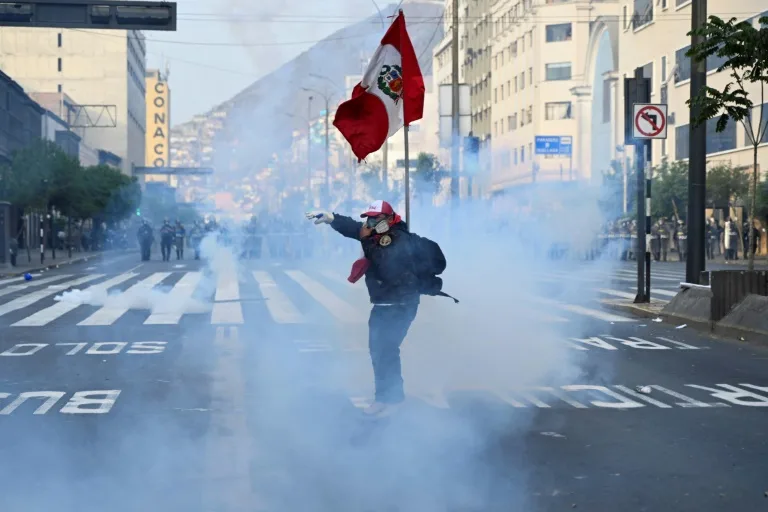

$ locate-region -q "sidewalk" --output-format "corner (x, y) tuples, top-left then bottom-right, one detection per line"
(0, 249), (116, 278)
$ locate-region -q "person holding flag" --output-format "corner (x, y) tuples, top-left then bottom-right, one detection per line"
(307, 12), (455, 418)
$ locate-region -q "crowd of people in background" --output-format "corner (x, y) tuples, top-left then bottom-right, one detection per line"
(596, 217), (763, 263)
(133, 213), (328, 263)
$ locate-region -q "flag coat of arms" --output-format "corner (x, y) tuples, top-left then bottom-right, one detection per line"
(333, 12), (425, 161)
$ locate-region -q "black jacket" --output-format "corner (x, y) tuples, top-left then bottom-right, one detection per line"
(331, 214), (441, 305)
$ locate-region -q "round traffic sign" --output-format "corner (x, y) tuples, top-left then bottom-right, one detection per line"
(634, 105), (666, 137)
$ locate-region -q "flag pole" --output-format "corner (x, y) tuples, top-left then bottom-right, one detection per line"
(399, 8), (411, 231)
(404, 124), (410, 230)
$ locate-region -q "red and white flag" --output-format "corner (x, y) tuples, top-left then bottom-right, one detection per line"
(333, 11), (425, 161)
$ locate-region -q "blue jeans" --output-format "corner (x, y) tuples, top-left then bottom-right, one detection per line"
(368, 303), (419, 404)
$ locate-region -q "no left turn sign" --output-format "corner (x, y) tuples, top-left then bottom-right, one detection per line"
(633, 103), (668, 139)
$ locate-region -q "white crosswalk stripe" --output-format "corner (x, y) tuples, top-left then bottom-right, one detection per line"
(144, 272), (203, 325)
(12, 273), (137, 327)
(252, 271), (304, 324)
(0, 274), (104, 318)
(0, 274), (72, 298)
(285, 270), (362, 322)
(78, 272), (171, 326)
(211, 269), (243, 325)
(0, 268), (670, 327)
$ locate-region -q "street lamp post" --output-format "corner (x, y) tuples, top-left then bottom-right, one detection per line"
(307, 95), (313, 205)
(302, 86), (333, 206)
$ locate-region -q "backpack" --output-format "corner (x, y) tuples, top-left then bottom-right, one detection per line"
(411, 235), (458, 303)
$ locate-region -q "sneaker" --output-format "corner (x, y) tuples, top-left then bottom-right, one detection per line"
(362, 401), (402, 418)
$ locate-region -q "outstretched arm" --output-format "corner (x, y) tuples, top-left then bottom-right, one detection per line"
(305, 211), (363, 241)
(330, 214), (363, 241)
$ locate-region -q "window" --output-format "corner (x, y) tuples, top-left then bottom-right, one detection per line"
(520, 109), (525, 127)
(745, 104), (768, 145)
(514, 76), (518, 92)
(494, 88), (498, 103)
(521, 72), (525, 90)
(513, 148), (518, 165)
(545, 62), (572, 81)
(707, 117), (737, 153)
(546, 23), (572, 42)
(529, 67), (533, 85)
(500, 118), (505, 133)
(640, 62), (653, 96)
(529, 143), (533, 157)
(675, 44), (729, 84)
(506, 80), (510, 96)
(500, 87), (504, 101)
(661, 55), (667, 83)
(675, 0), (688, 6)
(521, 146), (526, 163)
(509, 114), (517, 130)
(632, 0), (653, 29)
(623, 5), (628, 29)
(57, 33), (62, 47)
(511, 41), (518, 57)
(57, 84), (62, 93)
(676, 118), (738, 159)
(527, 106), (533, 124)
(661, 0), (667, 8)
(545, 102), (572, 120)
(603, 79), (612, 123)
(494, 121), (498, 136)
(57, 58), (62, 72)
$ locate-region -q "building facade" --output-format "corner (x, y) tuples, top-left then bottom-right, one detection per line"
(0, 70), (43, 164)
(0, 27), (147, 175)
(490, 0), (617, 191)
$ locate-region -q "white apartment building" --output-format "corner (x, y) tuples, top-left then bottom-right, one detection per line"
(604, 0), (768, 172)
(0, 28), (147, 175)
(489, 0), (618, 192)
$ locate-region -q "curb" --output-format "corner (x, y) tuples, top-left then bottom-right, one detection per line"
(602, 299), (768, 345)
(0, 252), (106, 278)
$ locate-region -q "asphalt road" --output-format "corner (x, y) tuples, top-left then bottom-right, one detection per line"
(0, 250), (766, 512)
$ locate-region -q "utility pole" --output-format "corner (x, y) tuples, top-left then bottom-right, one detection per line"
(686, 0), (707, 284)
(450, 0), (460, 204)
(324, 97), (330, 205)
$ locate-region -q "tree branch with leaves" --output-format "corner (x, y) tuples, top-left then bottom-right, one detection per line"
(686, 14), (768, 270)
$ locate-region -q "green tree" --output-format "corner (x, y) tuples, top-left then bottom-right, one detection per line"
(651, 160), (689, 221)
(706, 163), (749, 210)
(687, 14), (768, 269)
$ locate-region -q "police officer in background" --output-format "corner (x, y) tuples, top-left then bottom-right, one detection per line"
(159, 219), (175, 262)
(307, 200), (453, 418)
(137, 220), (153, 262)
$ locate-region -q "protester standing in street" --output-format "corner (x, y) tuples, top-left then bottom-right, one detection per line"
(159, 219), (174, 262)
(175, 220), (186, 260)
(306, 200), (453, 418)
(137, 220), (153, 262)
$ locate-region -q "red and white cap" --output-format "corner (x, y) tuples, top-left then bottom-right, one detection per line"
(360, 200), (394, 218)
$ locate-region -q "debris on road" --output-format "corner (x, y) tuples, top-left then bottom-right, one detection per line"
(676, 324), (687, 329)
(653, 317), (663, 323)
(635, 386), (652, 394)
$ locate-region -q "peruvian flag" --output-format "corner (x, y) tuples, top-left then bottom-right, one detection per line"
(333, 11), (425, 161)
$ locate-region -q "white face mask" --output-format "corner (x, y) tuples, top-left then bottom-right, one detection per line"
(374, 219), (390, 234)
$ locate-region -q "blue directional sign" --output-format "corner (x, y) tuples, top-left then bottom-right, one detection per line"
(535, 135), (573, 156)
